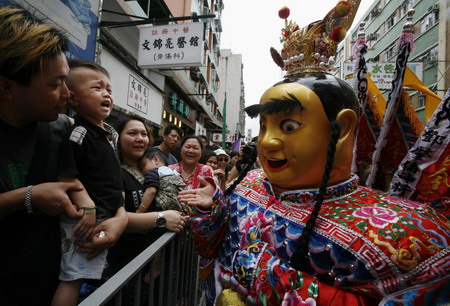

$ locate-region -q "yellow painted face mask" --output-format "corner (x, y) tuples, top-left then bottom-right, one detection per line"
(246, 75), (358, 192)
(257, 83), (331, 190)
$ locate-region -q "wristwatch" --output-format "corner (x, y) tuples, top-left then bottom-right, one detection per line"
(156, 212), (166, 228)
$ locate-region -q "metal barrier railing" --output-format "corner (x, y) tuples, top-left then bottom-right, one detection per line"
(79, 228), (199, 306)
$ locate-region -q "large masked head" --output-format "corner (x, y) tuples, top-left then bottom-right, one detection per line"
(239, 1), (362, 269)
(244, 1), (362, 191)
(246, 72), (359, 190)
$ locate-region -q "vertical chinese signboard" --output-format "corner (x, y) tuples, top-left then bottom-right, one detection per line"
(195, 122), (206, 136)
(168, 92), (190, 118)
(127, 75), (149, 114)
(138, 22), (204, 69)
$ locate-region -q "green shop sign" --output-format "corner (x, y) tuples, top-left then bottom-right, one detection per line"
(169, 92), (190, 117)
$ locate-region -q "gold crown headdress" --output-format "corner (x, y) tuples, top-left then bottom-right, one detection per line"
(271, 0), (361, 75)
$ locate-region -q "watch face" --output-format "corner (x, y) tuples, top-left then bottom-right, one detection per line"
(157, 214), (166, 227)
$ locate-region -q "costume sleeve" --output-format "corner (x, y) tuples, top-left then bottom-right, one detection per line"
(190, 186), (230, 259)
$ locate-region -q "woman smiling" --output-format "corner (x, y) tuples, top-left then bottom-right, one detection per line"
(106, 117), (188, 305)
(170, 135), (216, 306)
(169, 135), (214, 189)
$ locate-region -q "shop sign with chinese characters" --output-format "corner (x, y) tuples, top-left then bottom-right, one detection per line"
(212, 133), (236, 143)
(127, 75), (149, 114)
(195, 121), (206, 136)
(169, 92), (190, 118)
(342, 62), (423, 90)
(138, 22), (204, 69)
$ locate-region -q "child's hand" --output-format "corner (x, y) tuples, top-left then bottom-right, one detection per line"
(73, 207), (96, 240)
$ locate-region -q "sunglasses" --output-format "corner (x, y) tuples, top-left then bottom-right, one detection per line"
(218, 158), (228, 162)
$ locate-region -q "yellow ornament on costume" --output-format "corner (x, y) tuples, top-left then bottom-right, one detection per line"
(272, 0), (361, 75)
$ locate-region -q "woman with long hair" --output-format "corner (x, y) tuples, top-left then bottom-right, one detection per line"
(106, 117), (188, 305)
(199, 150), (218, 170)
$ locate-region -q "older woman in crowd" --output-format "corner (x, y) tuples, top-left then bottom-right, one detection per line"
(169, 135), (214, 189)
(169, 135), (216, 304)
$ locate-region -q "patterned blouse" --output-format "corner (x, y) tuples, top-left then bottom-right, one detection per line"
(190, 168), (450, 305)
(169, 162), (213, 190)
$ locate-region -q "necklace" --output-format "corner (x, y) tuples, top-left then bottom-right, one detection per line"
(181, 164), (197, 179)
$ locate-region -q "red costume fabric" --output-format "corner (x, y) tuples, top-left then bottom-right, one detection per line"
(191, 169), (450, 305)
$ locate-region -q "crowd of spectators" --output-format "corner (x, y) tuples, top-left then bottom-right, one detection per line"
(0, 5), (242, 305)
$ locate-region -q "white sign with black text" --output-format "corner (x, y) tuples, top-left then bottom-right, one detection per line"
(138, 22), (204, 69)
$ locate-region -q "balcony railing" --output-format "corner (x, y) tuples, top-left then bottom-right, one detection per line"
(79, 228), (199, 305)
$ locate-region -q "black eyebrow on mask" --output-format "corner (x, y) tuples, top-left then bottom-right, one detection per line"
(244, 94), (304, 119)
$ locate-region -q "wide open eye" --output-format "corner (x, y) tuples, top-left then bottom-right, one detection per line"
(280, 120), (301, 133)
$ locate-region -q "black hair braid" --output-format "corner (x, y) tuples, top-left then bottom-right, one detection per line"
(290, 119), (341, 270)
(224, 154), (258, 197)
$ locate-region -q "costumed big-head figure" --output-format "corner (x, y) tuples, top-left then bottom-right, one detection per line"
(245, 0), (361, 267)
(181, 1), (450, 305)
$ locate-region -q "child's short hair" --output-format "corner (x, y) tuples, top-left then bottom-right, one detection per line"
(68, 59), (109, 77)
(144, 147), (168, 166)
(66, 60), (109, 90)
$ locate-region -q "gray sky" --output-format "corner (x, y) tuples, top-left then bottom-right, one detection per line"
(220, 0), (375, 137)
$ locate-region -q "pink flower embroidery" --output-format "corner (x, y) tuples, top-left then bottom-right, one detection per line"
(240, 212), (275, 247)
(298, 192), (314, 204)
(246, 171), (260, 181)
(353, 206), (399, 228)
(282, 290), (316, 306)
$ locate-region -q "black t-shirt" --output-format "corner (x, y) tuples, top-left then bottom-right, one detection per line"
(0, 115), (71, 306)
(57, 115), (124, 219)
(106, 166), (164, 276)
(122, 167), (145, 212)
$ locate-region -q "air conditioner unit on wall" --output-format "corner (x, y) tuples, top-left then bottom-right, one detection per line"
(366, 33), (376, 41)
(371, 8), (380, 17)
(429, 4), (439, 12)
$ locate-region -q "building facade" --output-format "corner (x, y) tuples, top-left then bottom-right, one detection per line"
(1, 0), (229, 140)
(216, 49), (245, 143)
(100, 0), (225, 138)
(336, 0), (449, 123)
